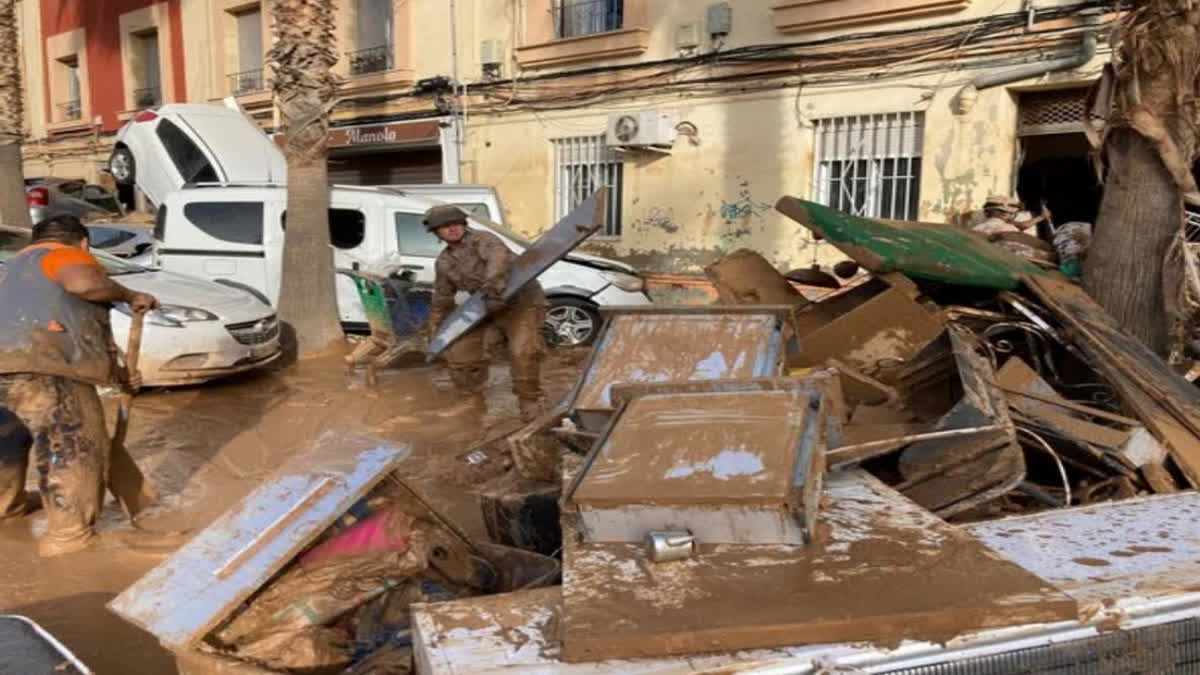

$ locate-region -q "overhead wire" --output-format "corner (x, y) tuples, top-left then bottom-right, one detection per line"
(331, 0), (1115, 121)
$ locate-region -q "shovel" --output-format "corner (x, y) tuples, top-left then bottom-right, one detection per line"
(109, 310), (156, 521)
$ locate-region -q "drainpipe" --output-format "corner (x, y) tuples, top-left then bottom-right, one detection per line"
(448, 0), (465, 183)
(952, 9), (1101, 115)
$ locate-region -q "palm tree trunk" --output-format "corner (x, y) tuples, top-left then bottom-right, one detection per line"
(1083, 2), (1200, 356)
(0, 0), (31, 236)
(269, 0), (343, 356)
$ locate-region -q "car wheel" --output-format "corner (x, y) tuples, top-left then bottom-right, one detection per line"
(109, 147), (136, 185)
(543, 297), (601, 348)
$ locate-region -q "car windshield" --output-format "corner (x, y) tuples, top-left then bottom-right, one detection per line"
(0, 246), (146, 275)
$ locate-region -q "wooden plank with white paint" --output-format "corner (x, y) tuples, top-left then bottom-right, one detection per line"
(107, 430), (410, 650)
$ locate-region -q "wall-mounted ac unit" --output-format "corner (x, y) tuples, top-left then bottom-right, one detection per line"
(605, 111), (678, 150)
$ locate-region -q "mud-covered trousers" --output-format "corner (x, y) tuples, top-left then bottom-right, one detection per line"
(0, 373), (106, 553)
(443, 301), (546, 406)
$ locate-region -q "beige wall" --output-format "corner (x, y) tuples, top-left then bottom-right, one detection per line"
(463, 55), (1102, 273)
(18, 0), (46, 140)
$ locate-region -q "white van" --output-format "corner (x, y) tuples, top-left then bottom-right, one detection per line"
(152, 183), (650, 345)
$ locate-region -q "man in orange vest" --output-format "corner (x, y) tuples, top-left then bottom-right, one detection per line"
(0, 216), (157, 556)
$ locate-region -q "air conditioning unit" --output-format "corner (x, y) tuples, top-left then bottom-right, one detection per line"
(605, 111), (678, 150)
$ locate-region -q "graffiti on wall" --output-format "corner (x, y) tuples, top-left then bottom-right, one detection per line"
(718, 178), (774, 222)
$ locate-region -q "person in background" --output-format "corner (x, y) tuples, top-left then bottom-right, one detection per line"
(0, 216), (157, 556)
(423, 205), (547, 422)
(972, 195), (1024, 235)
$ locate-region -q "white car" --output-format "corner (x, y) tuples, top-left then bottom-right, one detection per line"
(153, 183), (650, 346)
(108, 101), (286, 208)
(86, 224), (155, 259)
(0, 248), (282, 386)
(112, 102), (651, 346)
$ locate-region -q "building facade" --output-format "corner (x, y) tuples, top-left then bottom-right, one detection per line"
(20, 0), (1113, 273)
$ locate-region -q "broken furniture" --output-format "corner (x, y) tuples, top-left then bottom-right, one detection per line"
(108, 430), (557, 674)
(427, 189), (608, 359)
(777, 196), (1200, 508)
(565, 378), (838, 546)
(564, 305), (792, 432)
(414, 492), (1200, 673)
(787, 272), (946, 378)
(558, 470), (1076, 662)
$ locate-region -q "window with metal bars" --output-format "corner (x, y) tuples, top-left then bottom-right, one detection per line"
(813, 112), (924, 221)
(553, 136), (624, 237)
(555, 0), (623, 39)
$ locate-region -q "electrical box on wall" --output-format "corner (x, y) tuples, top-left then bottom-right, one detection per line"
(480, 39), (504, 78)
(676, 22), (701, 50)
(605, 111), (678, 151)
(708, 2), (732, 37)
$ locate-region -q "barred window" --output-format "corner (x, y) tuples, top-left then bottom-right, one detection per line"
(555, 0), (622, 39)
(813, 112), (923, 221)
(553, 136), (624, 237)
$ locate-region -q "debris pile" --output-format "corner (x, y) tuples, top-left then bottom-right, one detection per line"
(107, 197), (1200, 673)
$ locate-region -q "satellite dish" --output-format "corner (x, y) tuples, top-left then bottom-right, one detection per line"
(613, 115), (639, 143)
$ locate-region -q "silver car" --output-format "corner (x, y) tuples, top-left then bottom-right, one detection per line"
(26, 177), (123, 224)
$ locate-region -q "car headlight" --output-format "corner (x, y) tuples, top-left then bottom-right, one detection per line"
(600, 270), (644, 292)
(116, 302), (218, 327)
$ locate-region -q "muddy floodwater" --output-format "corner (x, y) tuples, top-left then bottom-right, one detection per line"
(0, 348), (587, 674)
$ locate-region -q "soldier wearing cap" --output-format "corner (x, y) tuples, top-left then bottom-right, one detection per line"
(423, 204), (547, 421)
(973, 195), (1025, 236)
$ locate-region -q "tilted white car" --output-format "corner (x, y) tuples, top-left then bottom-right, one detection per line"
(108, 100), (286, 208)
(0, 248), (281, 387)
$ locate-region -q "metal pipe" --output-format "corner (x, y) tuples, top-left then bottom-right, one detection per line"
(972, 10), (1100, 90)
(448, 0), (464, 183)
(954, 10), (1101, 114)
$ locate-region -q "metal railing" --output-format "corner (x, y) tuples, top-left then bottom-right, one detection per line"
(56, 100), (81, 121)
(228, 68), (265, 95)
(554, 0), (622, 39)
(347, 45), (393, 76)
(134, 86), (161, 108)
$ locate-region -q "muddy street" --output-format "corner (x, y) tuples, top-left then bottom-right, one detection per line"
(0, 348), (588, 675)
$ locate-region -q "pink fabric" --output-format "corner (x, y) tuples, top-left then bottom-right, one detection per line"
(300, 506), (413, 567)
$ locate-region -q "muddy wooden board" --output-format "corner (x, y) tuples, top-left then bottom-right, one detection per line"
(560, 470), (1077, 662)
(965, 493), (1200, 612)
(412, 587), (853, 674)
(107, 430), (410, 650)
(790, 286), (945, 374)
(566, 307), (788, 428)
(570, 388), (827, 544)
(896, 326), (1024, 516)
(427, 189), (607, 358)
(1024, 273), (1200, 487)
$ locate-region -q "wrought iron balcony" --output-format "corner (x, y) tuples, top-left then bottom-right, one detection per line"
(56, 100), (82, 121)
(134, 86), (161, 108)
(554, 0), (623, 39)
(347, 45), (393, 76)
(228, 68), (265, 95)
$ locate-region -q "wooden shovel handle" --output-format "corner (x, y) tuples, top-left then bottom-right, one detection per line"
(126, 310), (145, 385)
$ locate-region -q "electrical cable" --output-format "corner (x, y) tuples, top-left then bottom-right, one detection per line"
(1016, 426), (1073, 506)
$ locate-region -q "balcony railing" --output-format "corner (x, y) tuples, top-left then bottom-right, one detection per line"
(554, 0), (623, 39)
(56, 100), (82, 121)
(134, 86), (161, 108)
(228, 68), (265, 95)
(347, 45), (393, 76)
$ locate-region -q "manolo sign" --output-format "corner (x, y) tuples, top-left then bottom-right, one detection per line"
(329, 121), (440, 148)
(273, 120), (441, 149)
